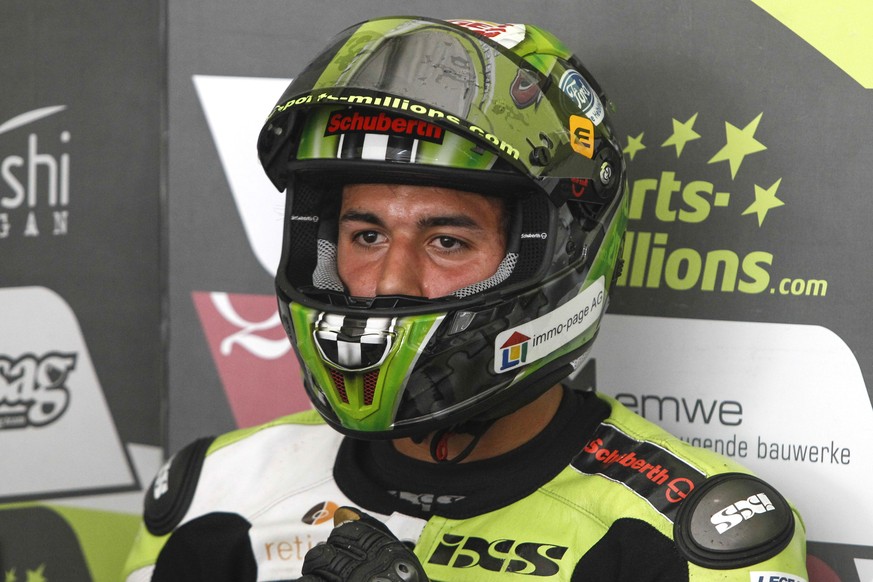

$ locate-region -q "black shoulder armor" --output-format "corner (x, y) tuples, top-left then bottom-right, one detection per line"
(674, 472), (795, 570)
(144, 436), (215, 536)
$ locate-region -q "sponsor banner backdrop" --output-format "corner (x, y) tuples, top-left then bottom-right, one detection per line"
(164, 1), (872, 580)
(192, 291), (308, 427)
(591, 315), (873, 546)
(1, 0), (164, 579)
(0, 287), (137, 501)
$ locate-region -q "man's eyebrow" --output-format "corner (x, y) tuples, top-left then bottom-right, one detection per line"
(339, 211), (484, 230)
(340, 210), (384, 227)
(418, 215), (483, 230)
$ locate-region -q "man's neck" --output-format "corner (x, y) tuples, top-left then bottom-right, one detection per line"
(391, 384), (564, 463)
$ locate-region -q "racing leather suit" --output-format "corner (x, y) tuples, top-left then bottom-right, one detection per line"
(122, 389), (808, 581)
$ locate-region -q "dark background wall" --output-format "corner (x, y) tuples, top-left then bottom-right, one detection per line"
(1, 1), (871, 580)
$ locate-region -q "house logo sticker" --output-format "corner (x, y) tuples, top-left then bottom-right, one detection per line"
(499, 331), (530, 371)
(493, 277), (605, 374)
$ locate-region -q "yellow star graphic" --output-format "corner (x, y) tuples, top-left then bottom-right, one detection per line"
(5, 569), (17, 582)
(25, 565), (46, 582)
(624, 132), (646, 160)
(661, 113), (701, 157)
(742, 178), (784, 226)
(708, 113), (767, 179)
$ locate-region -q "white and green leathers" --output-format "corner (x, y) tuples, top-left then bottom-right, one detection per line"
(122, 393), (807, 581)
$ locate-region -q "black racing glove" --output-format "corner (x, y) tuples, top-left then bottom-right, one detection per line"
(296, 507), (428, 582)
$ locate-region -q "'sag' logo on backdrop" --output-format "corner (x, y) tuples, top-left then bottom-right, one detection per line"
(0, 352), (76, 429)
(0, 286), (136, 502)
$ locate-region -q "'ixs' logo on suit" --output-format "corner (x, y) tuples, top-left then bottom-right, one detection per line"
(427, 533), (568, 576)
(0, 106), (72, 239)
(0, 352), (76, 429)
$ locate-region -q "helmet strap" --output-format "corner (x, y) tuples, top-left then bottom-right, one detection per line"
(428, 419), (496, 464)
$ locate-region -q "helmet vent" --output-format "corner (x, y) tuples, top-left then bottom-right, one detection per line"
(328, 368), (349, 403)
(363, 370), (379, 405)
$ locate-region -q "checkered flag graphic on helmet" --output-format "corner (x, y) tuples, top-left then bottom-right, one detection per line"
(314, 313), (396, 371)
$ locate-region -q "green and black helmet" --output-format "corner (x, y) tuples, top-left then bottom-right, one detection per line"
(258, 16), (628, 439)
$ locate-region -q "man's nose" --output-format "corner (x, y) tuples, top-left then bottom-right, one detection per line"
(374, 241), (425, 297)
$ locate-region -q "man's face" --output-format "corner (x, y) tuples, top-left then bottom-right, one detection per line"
(337, 183), (507, 299)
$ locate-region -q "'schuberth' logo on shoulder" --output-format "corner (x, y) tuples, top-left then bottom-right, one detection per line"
(0, 352), (76, 429)
(0, 106), (71, 239)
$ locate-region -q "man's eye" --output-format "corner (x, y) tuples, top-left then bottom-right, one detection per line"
(434, 236), (464, 250)
(356, 231), (382, 244)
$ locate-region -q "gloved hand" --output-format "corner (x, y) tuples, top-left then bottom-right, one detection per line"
(296, 507), (428, 582)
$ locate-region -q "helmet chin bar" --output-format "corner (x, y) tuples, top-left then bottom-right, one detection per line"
(314, 338), (595, 442)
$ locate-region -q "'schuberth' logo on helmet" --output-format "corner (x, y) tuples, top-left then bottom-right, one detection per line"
(325, 110), (445, 144)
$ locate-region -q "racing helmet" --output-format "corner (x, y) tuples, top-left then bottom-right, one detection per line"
(258, 16), (628, 439)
